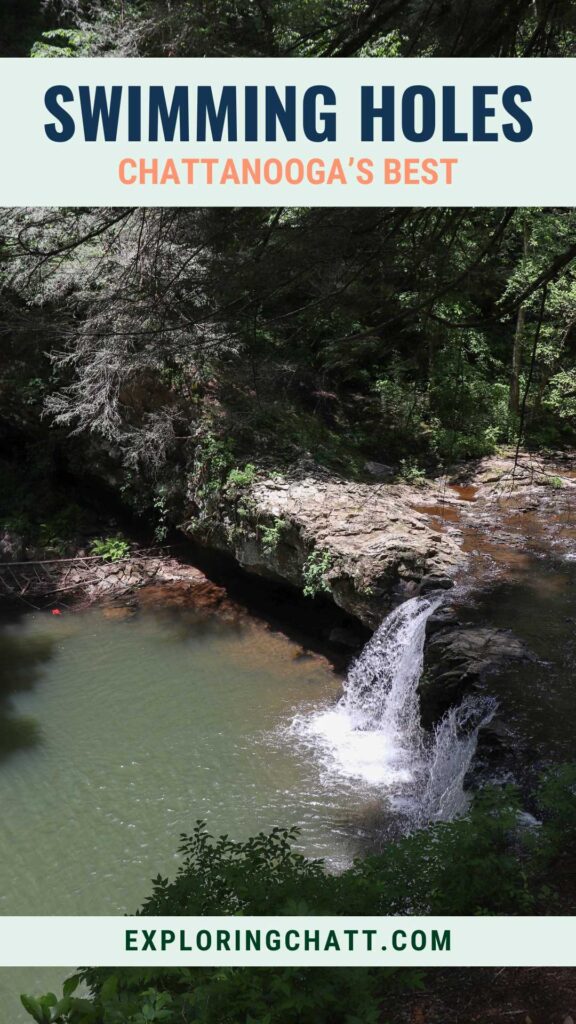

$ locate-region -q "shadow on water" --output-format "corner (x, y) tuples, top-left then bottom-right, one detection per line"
(0, 614), (55, 760)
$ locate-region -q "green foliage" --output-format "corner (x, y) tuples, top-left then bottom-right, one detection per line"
(3, 199), (576, 496)
(544, 369), (576, 422)
(192, 434), (235, 503)
(226, 464), (257, 491)
(19, 990), (89, 1024)
(37, 506), (85, 554)
(428, 340), (511, 459)
(544, 475), (564, 490)
(260, 518), (287, 554)
(535, 762), (576, 858)
(0, 449), (89, 553)
(31, 29), (93, 58)
(89, 536), (131, 562)
(1, 12), (576, 528)
(22, 767), (576, 1024)
(373, 369), (428, 453)
(398, 458), (426, 484)
(152, 487), (170, 543)
(302, 548), (333, 597)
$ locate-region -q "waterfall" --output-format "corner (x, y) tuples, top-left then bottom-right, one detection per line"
(420, 695), (497, 821)
(292, 594), (496, 822)
(342, 594), (440, 752)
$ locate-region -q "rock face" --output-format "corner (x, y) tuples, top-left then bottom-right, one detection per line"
(187, 472), (462, 628)
(420, 623), (530, 726)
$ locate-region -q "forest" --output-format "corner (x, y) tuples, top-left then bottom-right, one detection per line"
(2, 2), (576, 1024)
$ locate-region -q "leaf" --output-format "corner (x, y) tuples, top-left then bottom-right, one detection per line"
(63, 975), (81, 998)
(20, 995), (48, 1024)
(100, 975), (119, 1001)
(68, 997), (98, 1021)
(54, 997), (73, 1018)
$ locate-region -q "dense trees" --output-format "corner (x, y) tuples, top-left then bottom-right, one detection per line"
(3, 202), (576, 517)
(1, 1), (576, 528)
(6, 0), (575, 59)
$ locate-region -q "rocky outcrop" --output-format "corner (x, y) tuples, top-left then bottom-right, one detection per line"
(0, 551), (215, 609)
(445, 449), (576, 498)
(420, 622), (530, 726)
(186, 471), (462, 629)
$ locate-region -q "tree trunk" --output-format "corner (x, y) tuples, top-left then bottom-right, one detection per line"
(509, 221), (530, 416)
(509, 303), (525, 416)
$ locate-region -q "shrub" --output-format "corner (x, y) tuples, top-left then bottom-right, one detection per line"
(398, 457), (426, 484)
(302, 548), (333, 597)
(225, 464), (257, 491)
(89, 536), (130, 562)
(259, 517), (287, 554)
(544, 475), (564, 490)
(191, 435), (235, 505)
(21, 767), (576, 1023)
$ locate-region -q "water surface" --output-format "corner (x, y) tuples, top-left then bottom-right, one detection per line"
(0, 597), (380, 1022)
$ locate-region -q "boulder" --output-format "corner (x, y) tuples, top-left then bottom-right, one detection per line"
(364, 461), (395, 480)
(420, 624), (530, 726)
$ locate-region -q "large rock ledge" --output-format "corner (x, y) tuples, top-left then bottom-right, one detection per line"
(186, 473), (462, 629)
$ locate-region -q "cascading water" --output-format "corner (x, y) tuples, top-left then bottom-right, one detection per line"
(291, 594), (496, 822)
(420, 694), (497, 821)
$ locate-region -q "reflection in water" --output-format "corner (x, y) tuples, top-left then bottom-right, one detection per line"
(0, 631), (55, 761)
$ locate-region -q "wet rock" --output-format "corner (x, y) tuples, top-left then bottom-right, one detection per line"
(447, 450), (576, 499)
(0, 548), (218, 611)
(474, 715), (519, 767)
(101, 605), (135, 621)
(425, 605), (459, 635)
(136, 579), (233, 616)
(420, 625), (530, 726)
(418, 573), (454, 594)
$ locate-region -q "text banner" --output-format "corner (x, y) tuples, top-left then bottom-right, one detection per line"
(0, 57), (574, 206)
(0, 917), (575, 967)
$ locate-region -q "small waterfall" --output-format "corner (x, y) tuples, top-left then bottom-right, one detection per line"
(421, 695), (497, 821)
(342, 594), (441, 749)
(292, 594), (496, 822)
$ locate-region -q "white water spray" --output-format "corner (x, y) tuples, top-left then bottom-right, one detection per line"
(292, 595), (496, 821)
(421, 694), (497, 821)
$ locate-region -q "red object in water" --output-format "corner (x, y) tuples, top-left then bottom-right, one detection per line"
(51, 608), (62, 615)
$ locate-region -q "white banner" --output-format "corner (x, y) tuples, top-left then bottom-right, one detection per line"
(0, 916), (575, 967)
(0, 57), (574, 207)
